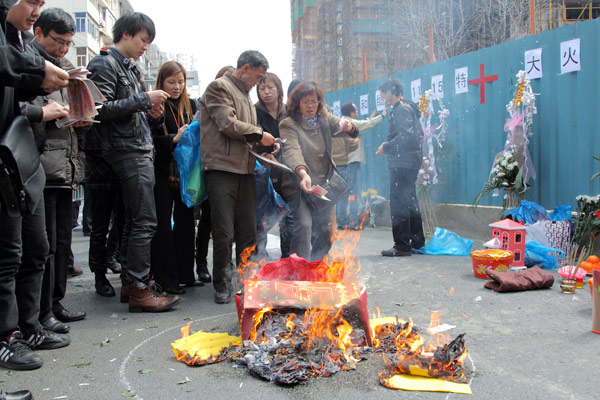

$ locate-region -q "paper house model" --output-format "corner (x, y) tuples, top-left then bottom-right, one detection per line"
(489, 218), (526, 268)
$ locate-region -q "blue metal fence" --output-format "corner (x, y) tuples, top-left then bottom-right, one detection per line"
(324, 18), (600, 209)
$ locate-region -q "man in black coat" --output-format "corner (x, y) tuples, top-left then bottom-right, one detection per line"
(0, 0), (69, 373)
(376, 78), (425, 257)
(86, 12), (178, 312)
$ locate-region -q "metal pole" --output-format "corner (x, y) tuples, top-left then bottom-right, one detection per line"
(428, 26), (434, 63)
(529, 0), (536, 35)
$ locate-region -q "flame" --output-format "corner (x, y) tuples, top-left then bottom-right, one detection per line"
(249, 307), (272, 343)
(180, 321), (192, 338)
(237, 244), (265, 283)
(374, 312), (468, 383)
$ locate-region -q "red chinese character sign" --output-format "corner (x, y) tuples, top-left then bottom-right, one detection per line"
(468, 64), (498, 104)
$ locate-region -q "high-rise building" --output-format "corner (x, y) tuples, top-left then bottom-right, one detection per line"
(291, 0), (420, 93)
(45, 0), (121, 68)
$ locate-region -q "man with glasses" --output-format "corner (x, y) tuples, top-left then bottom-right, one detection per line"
(23, 7), (88, 337)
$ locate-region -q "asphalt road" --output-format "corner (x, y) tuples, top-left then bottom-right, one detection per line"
(1, 226), (598, 400)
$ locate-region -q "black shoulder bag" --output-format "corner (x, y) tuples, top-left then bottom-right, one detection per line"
(0, 87), (46, 217)
(302, 125), (349, 213)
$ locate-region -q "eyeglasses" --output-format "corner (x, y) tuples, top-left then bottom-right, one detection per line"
(48, 33), (73, 47)
(300, 99), (320, 106)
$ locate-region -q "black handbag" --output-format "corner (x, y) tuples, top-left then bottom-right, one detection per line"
(302, 126), (349, 212)
(0, 88), (46, 217)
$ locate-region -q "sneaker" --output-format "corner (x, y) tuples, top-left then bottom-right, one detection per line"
(0, 332), (43, 370)
(26, 329), (70, 350)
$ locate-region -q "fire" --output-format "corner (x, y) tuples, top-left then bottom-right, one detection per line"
(374, 312), (468, 384)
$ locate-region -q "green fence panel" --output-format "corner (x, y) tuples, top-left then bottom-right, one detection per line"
(325, 18), (600, 209)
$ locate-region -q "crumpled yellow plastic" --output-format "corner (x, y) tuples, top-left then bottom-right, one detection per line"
(171, 331), (241, 364)
(381, 374), (472, 394)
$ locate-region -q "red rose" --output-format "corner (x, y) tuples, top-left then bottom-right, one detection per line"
(596, 209), (600, 219)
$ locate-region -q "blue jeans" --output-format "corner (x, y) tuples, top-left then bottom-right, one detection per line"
(335, 162), (361, 228)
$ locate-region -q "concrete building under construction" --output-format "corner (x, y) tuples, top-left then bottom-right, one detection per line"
(291, 0), (599, 93)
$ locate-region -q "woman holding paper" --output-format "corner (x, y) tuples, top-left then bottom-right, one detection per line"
(280, 81), (359, 261)
(147, 61), (198, 294)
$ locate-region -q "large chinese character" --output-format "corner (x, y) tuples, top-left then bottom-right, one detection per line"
(455, 67), (468, 94)
(560, 38), (581, 74)
(524, 48), (543, 79)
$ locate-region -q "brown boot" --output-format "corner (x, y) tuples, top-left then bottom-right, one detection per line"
(128, 283), (180, 313)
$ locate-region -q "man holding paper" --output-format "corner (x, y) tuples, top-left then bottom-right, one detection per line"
(87, 12), (178, 312)
(200, 50), (276, 304)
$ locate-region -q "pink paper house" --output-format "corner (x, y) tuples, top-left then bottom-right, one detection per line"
(489, 219), (526, 268)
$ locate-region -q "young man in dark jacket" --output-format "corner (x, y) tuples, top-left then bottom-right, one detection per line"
(86, 12), (178, 312)
(0, 0), (70, 373)
(376, 78), (425, 257)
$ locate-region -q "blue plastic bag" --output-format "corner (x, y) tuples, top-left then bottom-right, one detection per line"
(255, 161), (289, 232)
(504, 200), (550, 224)
(414, 227), (474, 256)
(173, 121), (206, 207)
(524, 241), (564, 269)
(549, 205), (572, 222)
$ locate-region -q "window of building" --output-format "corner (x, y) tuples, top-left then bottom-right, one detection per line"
(87, 18), (99, 39)
(514, 251), (521, 261)
(515, 233), (522, 243)
(75, 12), (86, 33)
(76, 47), (87, 67)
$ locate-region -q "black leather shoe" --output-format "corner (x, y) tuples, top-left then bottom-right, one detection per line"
(214, 290), (232, 304)
(0, 388), (33, 400)
(197, 272), (211, 283)
(164, 287), (185, 295)
(381, 247), (412, 257)
(54, 307), (86, 323)
(183, 280), (204, 287)
(95, 275), (116, 297)
(40, 316), (70, 334)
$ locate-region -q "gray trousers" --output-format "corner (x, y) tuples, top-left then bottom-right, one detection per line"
(289, 192), (335, 262)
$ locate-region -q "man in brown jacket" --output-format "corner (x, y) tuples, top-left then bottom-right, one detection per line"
(200, 50), (275, 304)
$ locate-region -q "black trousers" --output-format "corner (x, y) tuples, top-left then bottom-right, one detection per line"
(0, 198), (48, 338)
(389, 167), (425, 251)
(108, 155), (156, 281)
(195, 199), (211, 270)
(151, 173), (195, 289)
(205, 171), (256, 292)
(40, 188), (71, 320)
(89, 187), (123, 274)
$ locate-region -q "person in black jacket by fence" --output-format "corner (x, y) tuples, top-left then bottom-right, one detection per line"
(376, 78), (425, 257)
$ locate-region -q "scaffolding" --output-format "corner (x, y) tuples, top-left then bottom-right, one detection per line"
(537, 0), (600, 32)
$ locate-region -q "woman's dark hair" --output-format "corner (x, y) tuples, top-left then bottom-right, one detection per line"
(341, 101), (357, 117)
(215, 65), (234, 79)
(285, 81), (325, 120)
(379, 78), (403, 97)
(112, 12), (155, 44)
(155, 61), (192, 125)
(257, 72), (283, 114)
(34, 8), (75, 35)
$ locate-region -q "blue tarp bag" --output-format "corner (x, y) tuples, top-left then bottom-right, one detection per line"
(173, 121), (206, 207)
(414, 227), (474, 256)
(524, 241), (564, 269)
(549, 205), (572, 222)
(504, 200), (551, 224)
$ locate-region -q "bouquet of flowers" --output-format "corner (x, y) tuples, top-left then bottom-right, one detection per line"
(474, 70), (536, 209)
(571, 194), (600, 248)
